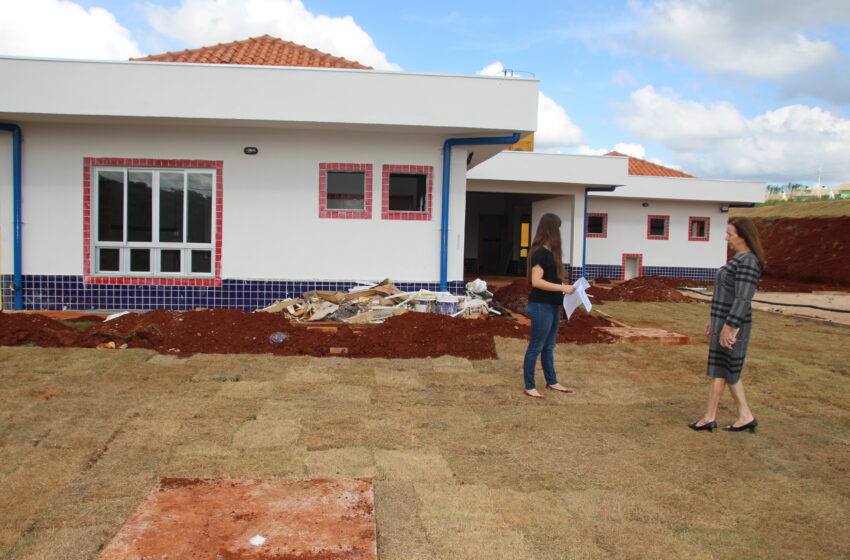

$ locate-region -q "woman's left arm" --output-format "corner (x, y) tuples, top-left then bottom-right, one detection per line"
(725, 256), (761, 331)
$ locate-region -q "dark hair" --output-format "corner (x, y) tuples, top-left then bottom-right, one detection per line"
(728, 217), (765, 268)
(527, 213), (564, 282)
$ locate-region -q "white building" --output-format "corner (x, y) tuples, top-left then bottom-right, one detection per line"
(0, 38), (765, 311)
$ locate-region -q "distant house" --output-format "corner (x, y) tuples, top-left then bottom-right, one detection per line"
(0, 36), (763, 311)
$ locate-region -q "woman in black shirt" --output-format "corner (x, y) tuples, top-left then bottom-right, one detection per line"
(523, 213), (576, 399)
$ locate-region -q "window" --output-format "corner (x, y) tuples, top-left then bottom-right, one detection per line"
(586, 213), (608, 238)
(84, 158), (222, 285)
(647, 215), (669, 240)
(381, 165), (433, 220)
(688, 216), (710, 241)
(319, 163), (373, 219)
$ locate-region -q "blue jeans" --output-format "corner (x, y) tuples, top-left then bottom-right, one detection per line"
(523, 301), (561, 390)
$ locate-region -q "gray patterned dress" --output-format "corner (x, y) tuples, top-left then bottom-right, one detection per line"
(707, 252), (762, 384)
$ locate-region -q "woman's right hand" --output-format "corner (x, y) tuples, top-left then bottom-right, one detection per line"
(562, 284), (576, 295)
(704, 321), (711, 337)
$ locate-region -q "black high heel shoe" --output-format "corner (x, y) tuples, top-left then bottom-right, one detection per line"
(688, 420), (717, 432)
(723, 419), (758, 433)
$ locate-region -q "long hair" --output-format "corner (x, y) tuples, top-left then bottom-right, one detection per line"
(728, 217), (765, 269)
(527, 213), (564, 282)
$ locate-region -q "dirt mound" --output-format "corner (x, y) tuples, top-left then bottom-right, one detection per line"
(0, 308), (615, 360)
(753, 217), (850, 290)
(588, 276), (706, 303)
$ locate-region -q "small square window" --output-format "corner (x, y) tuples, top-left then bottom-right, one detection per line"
(647, 215), (669, 239)
(130, 249), (151, 272)
(98, 248), (119, 272)
(319, 163), (372, 219)
(587, 213), (607, 237)
(191, 250), (212, 274)
(326, 171), (366, 211)
(381, 165), (433, 220)
(388, 173), (427, 212)
(161, 250), (181, 273)
(689, 217), (710, 241)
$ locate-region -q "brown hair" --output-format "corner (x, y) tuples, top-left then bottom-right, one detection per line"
(527, 213), (564, 282)
(728, 217), (765, 268)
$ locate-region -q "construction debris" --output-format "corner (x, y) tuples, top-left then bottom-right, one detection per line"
(256, 278), (502, 323)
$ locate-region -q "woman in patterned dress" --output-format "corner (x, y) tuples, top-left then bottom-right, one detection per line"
(689, 217), (765, 433)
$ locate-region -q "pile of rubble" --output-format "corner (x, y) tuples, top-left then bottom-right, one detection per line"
(257, 278), (508, 323)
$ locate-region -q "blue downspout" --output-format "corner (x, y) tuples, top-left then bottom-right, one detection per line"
(0, 123), (22, 310)
(582, 186), (617, 279)
(441, 133), (521, 290)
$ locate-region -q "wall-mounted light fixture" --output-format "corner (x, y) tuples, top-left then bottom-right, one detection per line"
(243, 146), (259, 155)
(719, 204), (729, 213)
(641, 202), (649, 207)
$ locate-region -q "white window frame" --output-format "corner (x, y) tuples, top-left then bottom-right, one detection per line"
(92, 166), (217, 278)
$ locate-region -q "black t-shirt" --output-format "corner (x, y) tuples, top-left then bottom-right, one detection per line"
(528, 247), (564, 305)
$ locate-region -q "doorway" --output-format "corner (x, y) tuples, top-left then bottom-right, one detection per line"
(622, 254), (642, 280)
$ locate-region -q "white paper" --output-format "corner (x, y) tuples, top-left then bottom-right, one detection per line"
(249, 535), (267, 546)
(563, 277), (592, 319)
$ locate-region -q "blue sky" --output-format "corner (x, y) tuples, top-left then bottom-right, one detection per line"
(2, 0), (850, 185)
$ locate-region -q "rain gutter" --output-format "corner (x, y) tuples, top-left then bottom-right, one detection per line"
(440, 133), (521, 290)
(582, 186), (617, 279)
(0, 123), (22, 310)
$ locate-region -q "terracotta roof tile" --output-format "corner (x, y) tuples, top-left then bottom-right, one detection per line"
(605, 151), (696, 178)
(131, 35), (371, 70)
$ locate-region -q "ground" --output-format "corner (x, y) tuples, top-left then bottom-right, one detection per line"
(0, 301), (847, 559)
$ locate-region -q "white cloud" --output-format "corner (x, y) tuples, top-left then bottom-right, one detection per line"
(616, 85), (850, 183)
(612, 142), (645, 159)
(142, 0), (400, 70)
(478, 61), (583, 151)
(616, 85), (747, 152)
(636, 0), (844, 80)
(0, 0), (142, 59)
(573, 146), (609, 156)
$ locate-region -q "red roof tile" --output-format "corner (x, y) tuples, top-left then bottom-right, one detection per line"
(131, 35), (371, 70)
(605, 151), (696, 178)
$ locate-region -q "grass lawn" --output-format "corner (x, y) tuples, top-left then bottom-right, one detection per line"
(0, 302), (848, 559)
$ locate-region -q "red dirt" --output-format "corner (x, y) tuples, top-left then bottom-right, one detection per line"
(752, 217), (850, 291)
(0, 307), (614, 360)
(97, 477), (377, 560)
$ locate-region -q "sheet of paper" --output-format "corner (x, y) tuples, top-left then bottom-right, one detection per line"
(563, 277), (592, 319)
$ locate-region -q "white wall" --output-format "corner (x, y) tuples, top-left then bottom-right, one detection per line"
(0, 122), (470, 282)
(531, 196), (575, 266)
(586, 197), (729, 268)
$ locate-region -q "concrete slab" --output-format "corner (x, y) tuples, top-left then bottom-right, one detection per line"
(97, 477), (377, 560)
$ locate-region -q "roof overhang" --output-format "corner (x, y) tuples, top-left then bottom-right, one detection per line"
(590, 175), (766, 204)
(467, 151), (628, 192)
(0, 56), (538, 136)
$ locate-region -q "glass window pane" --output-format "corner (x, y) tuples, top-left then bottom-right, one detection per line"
(98, 248), (119, 272)
(588, 216), (604, 234)
(191, 250), (211, 273)
(127, 171), (153, 242)
(97, 171), (124, 242)
(650, 218), (666, 236)
(388, 173), (427, 211)
(187, 173), (212, 243)
(159, 172), (184, 243)
(130, 249), (150, 272)
(161, 249), (181, 273)
(327, 171), (365, 210)
(692, 220), (706, 238)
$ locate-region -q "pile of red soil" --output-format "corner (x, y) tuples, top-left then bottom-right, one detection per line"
(587, 276), (707, 303)
(753, 217), (850, 291)
(0, 308), (614, 360)
(494, 276), (703, 307)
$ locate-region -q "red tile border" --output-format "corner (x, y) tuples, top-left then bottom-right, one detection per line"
(82, 157), (223, 287)
(381, 164), (433, 221)
(318, 163), (373, 219)
(621, 253), (643, 280)
(688, 216), (710, 241)
(646, 215), (669, 240)
(586, 213), (608, 238)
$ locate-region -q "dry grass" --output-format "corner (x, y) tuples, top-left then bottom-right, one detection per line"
(0, 302), (848, 559)
(730, 199), (850, 218)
